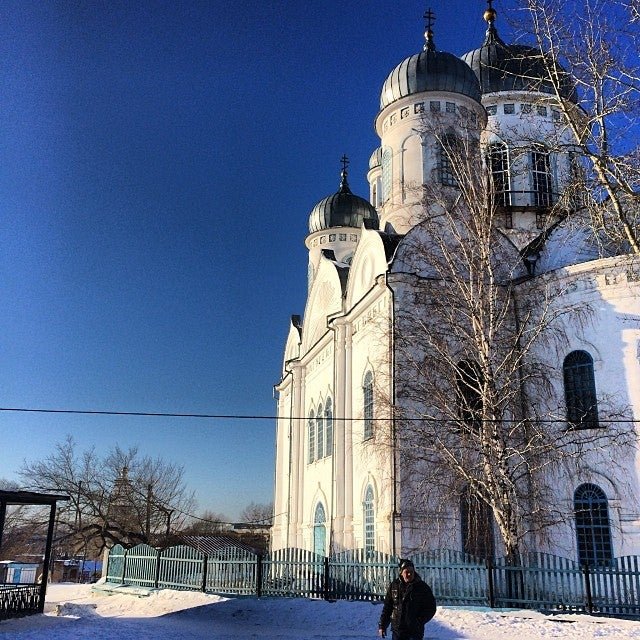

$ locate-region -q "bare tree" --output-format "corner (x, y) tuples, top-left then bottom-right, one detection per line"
(389, 116), (634, 559)
(240, 501), (273, 525)
(19, 436), (196, 555)
(180, 509), (229, 535)
(518, 0), (640, 253)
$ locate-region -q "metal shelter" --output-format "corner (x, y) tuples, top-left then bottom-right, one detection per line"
(0, 490), (69, 620)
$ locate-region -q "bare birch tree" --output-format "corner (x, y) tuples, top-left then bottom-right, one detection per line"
(389, 115), (634, 559)
(518, 0), (640, 253)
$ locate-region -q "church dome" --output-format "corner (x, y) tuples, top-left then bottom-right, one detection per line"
(308, 164), (379, 234)
(380, 23), (481, 109)
(462, 5), (577, 102)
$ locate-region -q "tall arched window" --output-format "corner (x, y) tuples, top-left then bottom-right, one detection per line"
(363, 371), (374, 440)
(531, 146), (553, 207)
(381, 149), (392, 203)
(364, 485), (375, 554)
(308, 409), (316, 464)
(563, 350), (599, 429)
(456, 361), (483, 432)
(488, 143), (511, 207)
(313, 502), (327, 557)
(316, 403), (324, 459)
(440, 134), (459, 187)
(460, 487), (494, 559)
(325, 398), (333, 457)
(574, 483), (613, 566)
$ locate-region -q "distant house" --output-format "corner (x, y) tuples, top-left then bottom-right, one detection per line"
(0, 560), (40, 584)
(51, 558), (103, 583)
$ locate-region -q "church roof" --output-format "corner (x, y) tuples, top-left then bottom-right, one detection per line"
(461, 4), (577, 101)
(308, 164), (379, 233)
(380, 17), (481, 110)
(377, 232), (404, 263)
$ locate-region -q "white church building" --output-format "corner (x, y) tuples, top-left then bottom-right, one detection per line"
(271, 6), (640, 562)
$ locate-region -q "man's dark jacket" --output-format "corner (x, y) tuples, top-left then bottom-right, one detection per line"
(378, 573), (437, 637)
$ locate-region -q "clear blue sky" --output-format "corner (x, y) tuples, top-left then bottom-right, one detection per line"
(0, 0), (518, 520)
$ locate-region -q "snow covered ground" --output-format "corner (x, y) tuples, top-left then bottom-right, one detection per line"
(1, 583), (640, 639)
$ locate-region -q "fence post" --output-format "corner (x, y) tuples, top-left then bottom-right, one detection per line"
(256, 554), (263, 598)
(121, 548), (128, 585)
(323, 556), (330, 601)
(582, 563), (593, 614)
(154, 548), (162, 589)
(201, 554), (208, 593)
(487, 557), (495, 608)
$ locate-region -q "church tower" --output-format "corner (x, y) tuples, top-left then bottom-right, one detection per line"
(462, 1), (580, 249)
(368, 10), (486, 235)
(306, 157), (378, 291)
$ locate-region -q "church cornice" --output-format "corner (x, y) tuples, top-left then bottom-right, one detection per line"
(517, 254), (640, 299)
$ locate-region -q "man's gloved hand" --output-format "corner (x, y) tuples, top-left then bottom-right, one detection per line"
(378, 628), (386, 637)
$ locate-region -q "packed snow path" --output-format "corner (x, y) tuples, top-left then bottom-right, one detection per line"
(1, 584), (640, 638)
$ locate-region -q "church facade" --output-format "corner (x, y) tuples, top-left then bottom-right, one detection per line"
(271, 7), (640, 562)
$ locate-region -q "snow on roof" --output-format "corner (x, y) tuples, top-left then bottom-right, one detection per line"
(180, 535), (259, 555)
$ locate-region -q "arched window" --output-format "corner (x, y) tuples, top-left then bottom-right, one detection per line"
(574, 483), (613, 566)
(456, 361), (483, 432)
(363, 371), (374, 440)
(364, 485), (375, 554)
(440, 134), (459, 187)
(460, 487), (494, 559)
(325, 398), (333, 457)
(563, 350), (599, 429)
(313, 502), (327, 557)
(531, 146), (553, 207)
(381, 149), (392, 203)
(316, 403), (324, 459)
(488, 143), (511, 207)
(308, 409), (316, 464)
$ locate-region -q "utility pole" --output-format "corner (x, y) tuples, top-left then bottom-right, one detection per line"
(146, 484), (152, 542)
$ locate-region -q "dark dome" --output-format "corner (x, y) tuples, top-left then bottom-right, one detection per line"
(381, 31), (481, 109)
(308, 169), (379, 234)
(462, 10), (577, 102)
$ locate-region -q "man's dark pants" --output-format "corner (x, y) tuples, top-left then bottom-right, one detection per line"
(392, 630), (424, 640)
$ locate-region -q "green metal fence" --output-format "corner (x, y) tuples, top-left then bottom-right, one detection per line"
(104, 545), (640, 617)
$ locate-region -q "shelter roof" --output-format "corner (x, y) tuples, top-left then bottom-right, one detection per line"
(0, 490), (70, 506)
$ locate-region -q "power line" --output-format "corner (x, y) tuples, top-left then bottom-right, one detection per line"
(0, 407), (274, 420)
(1, 406), (638, 424)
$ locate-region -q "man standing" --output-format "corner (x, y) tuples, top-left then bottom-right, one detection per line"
(378, 559), (437, 639)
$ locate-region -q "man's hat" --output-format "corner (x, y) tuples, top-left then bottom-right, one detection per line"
(399, 559), (414, 572)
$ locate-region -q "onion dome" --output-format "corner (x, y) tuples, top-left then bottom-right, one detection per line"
(462, 2), (577, 102)
(308, 159), (379, 233)
(380, 11), (481, 109)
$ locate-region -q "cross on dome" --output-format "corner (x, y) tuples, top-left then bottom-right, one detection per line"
(423, 8), (436, 51)
(339, 155), (351, 192)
